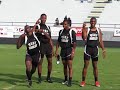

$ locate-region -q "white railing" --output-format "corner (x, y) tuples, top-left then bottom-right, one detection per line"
(0, 22), (120, 29)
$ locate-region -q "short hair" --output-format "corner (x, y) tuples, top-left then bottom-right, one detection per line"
(40, 13), (47, 17)
(90, 17), (97, 22)
(24, 25), (30, 33)
(25, 25), (30, 29)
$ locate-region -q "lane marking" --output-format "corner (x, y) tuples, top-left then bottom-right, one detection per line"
(2, 85), (15, 90)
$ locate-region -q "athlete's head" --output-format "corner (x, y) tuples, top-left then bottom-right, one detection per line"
(40, 13), (47, 24)
(63, 20), (70, 30)
(24, 25), (32, 35)
(90, 17), (97, 28)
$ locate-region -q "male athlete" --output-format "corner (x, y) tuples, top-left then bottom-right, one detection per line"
(35, 14), (54, 83)
(80, 17), (106, 87)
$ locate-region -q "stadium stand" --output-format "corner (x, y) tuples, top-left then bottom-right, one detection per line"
(85, 0), (107, 22)
(0, 0), (93, 23)
(98, 1), (120, 24)
(0, 0), (120, 47)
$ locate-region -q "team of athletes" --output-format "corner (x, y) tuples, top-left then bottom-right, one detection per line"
(17, 14), (106, 87)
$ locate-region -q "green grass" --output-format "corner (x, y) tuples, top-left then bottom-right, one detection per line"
(0, 44), (120, 90)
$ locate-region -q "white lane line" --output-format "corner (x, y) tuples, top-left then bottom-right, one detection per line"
(2, 85), (15, 90)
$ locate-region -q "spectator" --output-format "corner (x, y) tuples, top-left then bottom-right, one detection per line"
(54, 18), (59, 26)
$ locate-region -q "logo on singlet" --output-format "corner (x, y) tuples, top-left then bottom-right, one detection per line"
(28, 41), (37, 50)
(61, 35), (69, 42)
(42, 29), (49, 35)
(89, 33), (98, 40)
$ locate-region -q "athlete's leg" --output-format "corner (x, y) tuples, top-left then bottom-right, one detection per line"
(92, 60), (98, 82)
(67, 59), (73, 87)
(62, 59), (68, 81)
(82, 52), (90, 82)
(92, 46), (100, 86)
(31, 54), (40, 75)
(37, 54), (44, 81)
(46, 54), (53, 83)
(25, 55), (32, 86)
(31, 64), (37, 75)
(25, 55), (32, 81)
(82, 60), (90, 81)
(47, 57), (52, 78)
(92, 59), (100, 87)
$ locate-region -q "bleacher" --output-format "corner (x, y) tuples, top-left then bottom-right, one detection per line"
(0, 0), (94, 24)
(0, 0), (120, 45)
(98, 1), (120, 24)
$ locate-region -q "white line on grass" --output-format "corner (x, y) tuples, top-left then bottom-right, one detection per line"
(2, 85), (15, 90)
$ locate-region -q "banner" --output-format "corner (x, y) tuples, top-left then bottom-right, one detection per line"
(51, 27), (63, 36)
(51, 27), (82, 37)
(0, 26), (82, 38)
(13, 26), (24, 35)
(114, 29), (120, 37)
(71, 27), (82, 37)
(0, 26), (14, 38)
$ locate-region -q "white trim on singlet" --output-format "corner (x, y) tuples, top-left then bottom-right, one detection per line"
(60, 28), (73, 44)
(84, 45), (91, 57)
(37, 24), (51, 32)
(37, 24), (40, 29)
(24, 32), (40, 47)
(46, 25), (51, 31)
(84, 27), (100, 58)
(87, 27), (100, 42)
(33, 32), (40, 46)
(25, 35), (27, 45)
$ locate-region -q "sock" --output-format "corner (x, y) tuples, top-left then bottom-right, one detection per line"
(65, 76), (68, 81)
(82, 76), (85, 81)
(69, 77), (72, 82)
(47, 71), (51, 78)
(26, 70), (31, 81)
(95, 77), (98, 81)
(38, 73), (41, 79)
(31, 67), (36, 75)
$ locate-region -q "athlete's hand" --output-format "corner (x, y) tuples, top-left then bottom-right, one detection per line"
(21, 34), (26, 38)
(38, 29), (43, 33)
(82, 23), (86, 29)
(102, 50), (106, 59)
(55, 50), (58, 58)
(36, 18), (41, 24)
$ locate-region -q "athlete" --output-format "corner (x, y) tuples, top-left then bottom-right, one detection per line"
(55, 20), (76, 87)
(80, 17), (106, 87)
(16, 25), (50, 87)
(35, 14), (54, 83)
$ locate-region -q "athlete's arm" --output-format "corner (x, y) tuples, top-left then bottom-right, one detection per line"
(55, 41), (59, 57)
(33, 24), (38, 32)
(50, 39), (54, 56)
(99, 28), (106, 58)
(71, 31), (76, 59)
(16, 34), (25, 49)
(32, 18), (41, 32)
(55, 31), (61, 57)
(35, 18), (40, 24)
(82, 23), (87, 41)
